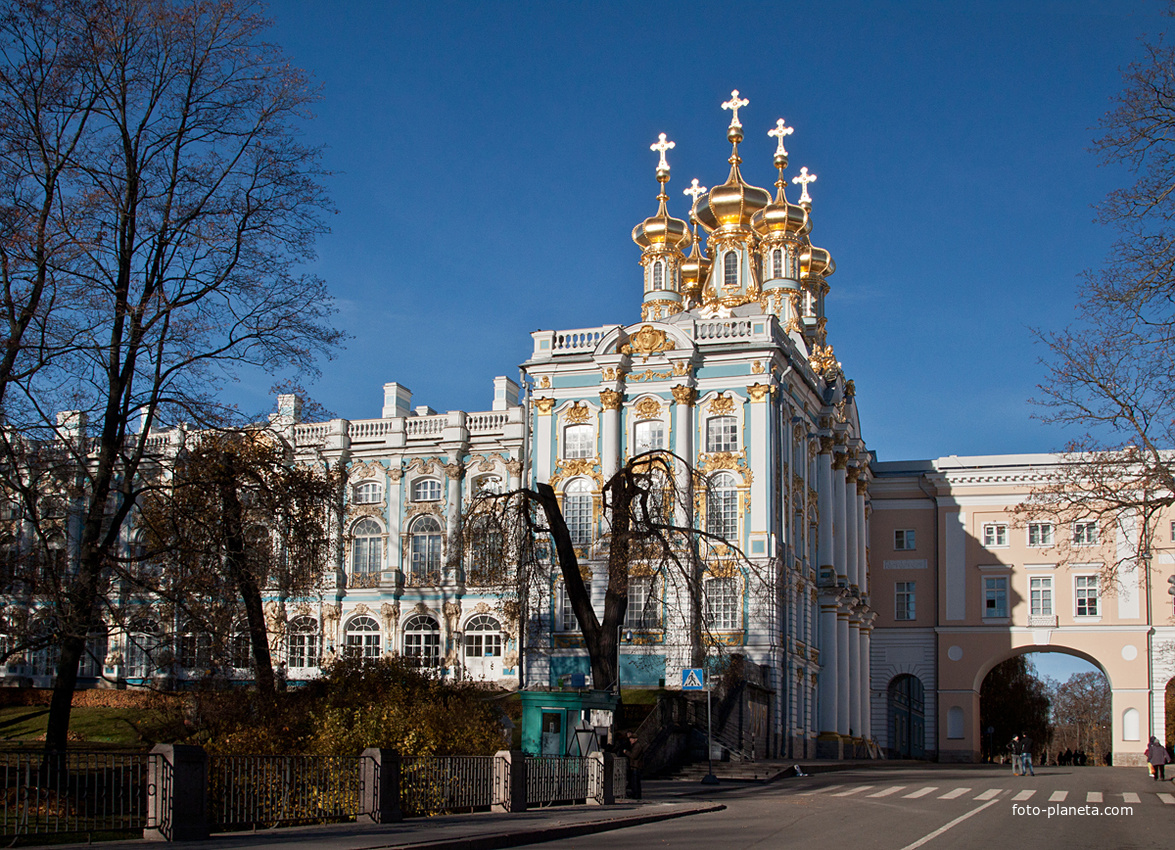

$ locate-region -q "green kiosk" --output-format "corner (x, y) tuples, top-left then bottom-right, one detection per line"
(519, 689), (619, 756)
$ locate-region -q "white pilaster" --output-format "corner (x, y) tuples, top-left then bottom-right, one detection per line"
(818, 598), (839, 733)
(848, 618), (861, 736)
(837, 608), (850, 735)
(600, 390), (622, 480)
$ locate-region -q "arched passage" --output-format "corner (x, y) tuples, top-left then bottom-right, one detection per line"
(887, 674), (926, 759)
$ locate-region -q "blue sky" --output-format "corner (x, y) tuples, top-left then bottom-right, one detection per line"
(247, 0), (1166, 463)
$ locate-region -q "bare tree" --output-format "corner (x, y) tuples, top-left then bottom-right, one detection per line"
(1049, 671), (1111, 762)
(462, 450), (765, 694)
(0, 0), (341, 751)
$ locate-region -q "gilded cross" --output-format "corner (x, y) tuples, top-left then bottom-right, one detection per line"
(792, 166), (817, 205)
(768, 118), (794, 157)
(650, 133), (675, 171)
(683, 178), (707, 204)
(722, 89), (749, 128)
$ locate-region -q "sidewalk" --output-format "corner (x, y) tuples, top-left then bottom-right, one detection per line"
(46, 800), (724, 850)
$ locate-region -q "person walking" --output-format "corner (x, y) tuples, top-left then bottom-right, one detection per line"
(1020, 733), (1035, 776)
(1145, 736), (1170, 781)
(1008, 735), (1023, 776)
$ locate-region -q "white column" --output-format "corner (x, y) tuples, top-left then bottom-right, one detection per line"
(845, 467), (860, 590)
(818, 597), (839, 733)
(534, 400), (555, 482)
(857, 480), (869, 596)
(600, 390), (622, 480)
(860, 626), (872, 739)
(747, 384), (770, 533)
(833, 452), (848, 584)
(848, 618), (861, 737)
(817, 439), (834, 582)
(672, 386), (696, 527)
(837, 608), (850, 735)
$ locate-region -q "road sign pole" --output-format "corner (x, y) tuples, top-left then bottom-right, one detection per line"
(702, 676), (718, 784)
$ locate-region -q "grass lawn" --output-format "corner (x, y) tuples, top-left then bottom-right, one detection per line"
(0, 705), (147, 747)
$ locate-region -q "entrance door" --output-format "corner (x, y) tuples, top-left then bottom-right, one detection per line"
(888, 674), (926, 759)
(540, 712), (563, 756)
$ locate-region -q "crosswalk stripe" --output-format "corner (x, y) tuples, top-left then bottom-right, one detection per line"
(801, 784), (843, 796)
(938, 788), (970, 800)
(1087, 792), (1103, 803)
(1013, 790), (1035, 801)
(1158, 792), (1175, 805)
(974, 789), (1002, 801)
(868, 785), (907, 798)
(1049, 791), (1068, 802)
(904, 786), (938, 798)
(1122, 792), (1140, 803)
(832, 785), (874, 797)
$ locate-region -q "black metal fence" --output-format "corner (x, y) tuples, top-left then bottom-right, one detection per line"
(207, 753), (364, 830)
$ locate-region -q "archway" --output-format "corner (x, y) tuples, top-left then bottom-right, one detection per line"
(887, 674), (925, 759)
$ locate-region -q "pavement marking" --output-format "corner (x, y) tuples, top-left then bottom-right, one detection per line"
(904, 787), (938, 799)
(1012, 790), (1035, 801)
(831, 785), (874, 797)
(938, 788), (971, 800)
(897, 798), (1001, 850)
(1122, 792), (1141, 803)
(867, 785), (907, 798)
(1049, 791), (1068, 802)
(974, 789), (1002, 801)
(1087, 791), (1103, 803)
(801, 784), (843, 795)
(1158, 792), (1175, 805)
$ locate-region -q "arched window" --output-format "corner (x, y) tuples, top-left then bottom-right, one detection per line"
(704, 577), (739, 631)
(409, 515), (443, 582)
(634, 419), (664, 453)
(178, 622), (212, 670)
(464, 614), (502, 658)
(126, 619), (160, 679)
(403, 615), (440, 667)
(228, 624), (251, 669)
(564, 479), (592, 546)
(723, 250), (738, 288)
(475, 475), (502, 495)
(351, 518), (382, 575)
(287, 616), (320, 669)
(79, 628), (107, 678)
(412, 479), (442, 502)
(772, 248), (783, 278)
(466, 515), (503, 585)
(706, 416), (738, 453)
(345, 615), (381, 659)
(652, 261), (664, 291)
(706, 471), (739, 539)
(353, 481), (381, 504)
(564, 424), (593, 459)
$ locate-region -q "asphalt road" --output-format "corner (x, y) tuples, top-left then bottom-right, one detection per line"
(546, 765), (1174, 850)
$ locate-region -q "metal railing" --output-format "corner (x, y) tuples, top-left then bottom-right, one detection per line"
(400, 756), (501, 817)
(525, 756), (590, 806)
(0, 750), (159, 841)
(207, 754), (364, 830)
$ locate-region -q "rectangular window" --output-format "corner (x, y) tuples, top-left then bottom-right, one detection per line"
(982, 523), (1008, 547)
(704, 577), (739, 631)
(1030, 576), (1053, 616)
(894, 529), (916, 551)
(564, 424), (593, 459)
(1075, 575), (1099, 617)
(706, 416), (738, 453)
(559, 582), (591, 631)
(634, 420), (665, 452)
(895, 581), (915, 621)
(984, 576), (1008, 618)
(1027, 522), (1053, 547)
(1073, 520), (1098, 546)
(625, 576), (660, 629)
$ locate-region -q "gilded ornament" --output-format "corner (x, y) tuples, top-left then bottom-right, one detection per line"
(671, 385), (697, 406)
(388, 467), (404, 482)
(857, 480), (869, 496)
(413, 602), (430, 615)
(629, 368), (674, 382)
(818, 436), (834, 455)
(708, 393), (735, 416)
(477, 455), (496, 471)
(622, 325), (676, 362)
(322, 603), (341, 624)
(409, 458), (438, 475)
(380, 602), (400, 630)
(672, 360), (690, 376)
(634, 397), (663, 419)
(534, 397), (555, 415)
(751, 361), (765, 375)
(601, 367), (618, 381)
(832, 452), (849, 471)
(352, 602), (370, 616)
(505, 458), (523, 476)
(600, 389), (623, 410)
(707, 561), (740, 579)
(346, 503), (383, 520)
(405, 502), (442, 518)
(564, 403), (591, 424)
(548, 457), (601, 489)
(474, 602), (491, 614)
(746, 383), (771, 403)
(809, 344), (839, 376)
(538, 375), (551, 389)
(443, 461), (464, 480)
(443, 600), (462, 632)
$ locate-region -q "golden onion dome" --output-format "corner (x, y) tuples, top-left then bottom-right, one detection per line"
(753, 118), (810, 237)
(693, 92), (771, 233)
(680, 228), (711, 302)
(801, 244), (835, 279)
(632, 133), (692, 251)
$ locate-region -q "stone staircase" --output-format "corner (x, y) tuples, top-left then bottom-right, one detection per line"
(663, 759), (797, 783)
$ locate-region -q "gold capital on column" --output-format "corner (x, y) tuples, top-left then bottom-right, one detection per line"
(534, 397), (555, 415)
(599, 389), (623, 410)
(671, 385), (697, 406)
(746, 382), (772, 403)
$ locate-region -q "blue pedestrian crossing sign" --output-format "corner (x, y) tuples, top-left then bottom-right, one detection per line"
(682, 668), (705, 690)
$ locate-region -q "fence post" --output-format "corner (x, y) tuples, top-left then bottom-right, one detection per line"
(492, 750), (527, 813)
(588, 752), (615, 806)
(359, 748), (402, 823)
(143, 744), (208, 841)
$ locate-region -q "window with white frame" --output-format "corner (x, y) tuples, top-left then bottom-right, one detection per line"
(351, 518), (382, 574)
(559, 581), (591, 631)
(412, 478), (442, 502)
(634, 419), (665, 453)
(287, 616), (320, 669)
(984, 576), (1008, 618)
(79, 629), (107, 679)
(463, 614), (502, 658)
(1028, 522), (1054, 547)
(895, 581), (915, 621)
(409, 516), (442, 581)
(982, 523), (1008, 547)
(652, 260), (664, 291)
(564, 479), (592, 546)
(125, 620), (159, 680)
(772, 247), (783, 278)
(706, 472), (739, 539)
(564, 424), (593, 459)
(723, 250), (738, 288)
(345, 615), (381, 659)
(404, 615), (440, 667)
(228, 626), (251, 669)
(625, 575), (660, 629)
(465, 515), (503, 584)
(1073, 520), (1098, 546)
(353, 481), (381, 504)
(475, 475), (502, 495)
(704, 576), (740, 631)
(1030, 576), (1053, 616)
(706, 416), (738, 453)
(1075, 575), (1099, 617)
(894, 529), (916, 551)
